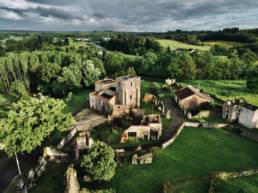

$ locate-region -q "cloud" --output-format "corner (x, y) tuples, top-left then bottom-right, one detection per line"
(0, 0), (257, 31)
(0, 9), (22, 20)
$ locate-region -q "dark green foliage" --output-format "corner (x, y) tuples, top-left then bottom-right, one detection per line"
(0, 49), (104, 97)
(0, 96), (74, 157)
(101, 35), (161, 55)
(246, 65), (258, 93)
(10, 80), (28, 97)
(81, 141), (116, 181)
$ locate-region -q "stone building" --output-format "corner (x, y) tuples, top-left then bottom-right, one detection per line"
(116, 76), (141, 108)
(121, 114), (162, 143)
(222, 98), (258, 129)
(132, 153), (153, 165)
(89, 76), (141, 114)
(175, 85), (213, 118)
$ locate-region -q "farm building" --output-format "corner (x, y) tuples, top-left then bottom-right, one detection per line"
(89, 76), (141, 114)
(175, 85), (213, 118)
(121, 114), (162, 143)
(222, 98), (258, 129)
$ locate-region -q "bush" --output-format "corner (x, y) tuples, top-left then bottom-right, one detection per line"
(80, 141), (116, 181)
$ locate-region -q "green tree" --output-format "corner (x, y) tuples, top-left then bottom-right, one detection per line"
(82, 60), (101, 86)
(127, 66), (137, 76)
(0, 96), (74, 181)
(247, 65), (258, 93)
(40, 62), (61, 83)
(178, 52), (196, 80)
(81, 141), (116, 181)
(10, 80), (28, 98)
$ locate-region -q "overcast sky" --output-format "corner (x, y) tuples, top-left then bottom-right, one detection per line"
(0, 0), (258, 32)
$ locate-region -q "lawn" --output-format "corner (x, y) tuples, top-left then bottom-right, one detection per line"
(111, 127), (258, 193)
(157, 39), (210, 51)
(181, 80), (258, 106)
(214, 174), (258, 193)
(202, 40), (243, 48)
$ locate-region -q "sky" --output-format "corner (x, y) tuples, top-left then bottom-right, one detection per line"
(0, 0), (258, 32)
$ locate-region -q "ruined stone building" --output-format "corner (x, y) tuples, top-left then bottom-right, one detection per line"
(175, 85), (213, 118)
(132, 153), (153, 165)
(222, 98), (258, 129)
(121, 114), (162, 143)
(89, 76), (141, 114)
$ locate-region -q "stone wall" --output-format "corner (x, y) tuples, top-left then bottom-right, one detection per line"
(239, 107), (258, 129)
(208, 169), (258, 193)
(161, 123), (185, 149)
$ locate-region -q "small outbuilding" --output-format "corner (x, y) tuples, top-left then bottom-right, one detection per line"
(175, 85), (213, 118)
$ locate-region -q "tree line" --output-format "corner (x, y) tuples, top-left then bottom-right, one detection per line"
(0, 45), (105, 97)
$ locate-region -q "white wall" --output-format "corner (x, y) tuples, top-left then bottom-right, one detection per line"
(239, 108), (258, 129)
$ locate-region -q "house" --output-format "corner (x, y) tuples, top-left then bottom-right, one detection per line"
(89, 76), (141, 114)
(121, 114), (162, 143)
(222, 98), (258, 129)
(175, 85), (213, 118)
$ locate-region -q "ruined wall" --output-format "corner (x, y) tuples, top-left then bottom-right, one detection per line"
(95, 80), (116, 92)
(89, 94), (115, 113)
(239, 107), (258, 129)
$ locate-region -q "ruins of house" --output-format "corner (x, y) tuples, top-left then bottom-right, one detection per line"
(222, 98), (258, 129)
(74, 131), (94, 160)
(132, 153), (153, 165)
(121, 114), (162, 143)
(175, 85), (213, 118)
(89, 76), (141, 114)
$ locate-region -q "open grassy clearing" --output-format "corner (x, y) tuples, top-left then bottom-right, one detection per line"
(214, 174), (258, 193)
(157, 39), (210, 51)
(112, 127), (258, 193)
(181, 80), (258, 106)
(202, 40), (243, 48)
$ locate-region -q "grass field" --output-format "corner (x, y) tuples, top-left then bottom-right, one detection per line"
(112, 127), (258, 193)
(202, 40), (242, 48)
(214, 174), (258, 193)
(181, 80), (258, 106)
(157, 39), (210, 51)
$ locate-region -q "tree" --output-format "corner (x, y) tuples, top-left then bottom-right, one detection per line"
(80, 141), (116, 181)
(0, 96), (74, 183)
(247, 65), (258, 93)
(178, 52), (196, 80)
(40, 62), (61, 83)
(82, 60), (101, 87)
(10, 80), (28, 98)
(127, 67), (137, 76)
